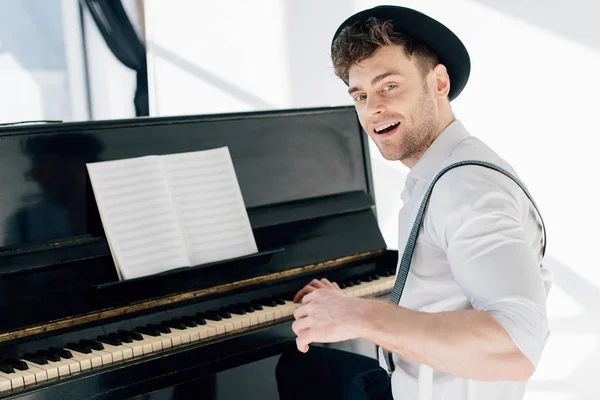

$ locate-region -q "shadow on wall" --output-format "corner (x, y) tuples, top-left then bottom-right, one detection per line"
(474, 0), (600, 52)
(527, 255), (600, 400)
(284, 0), (355, 109)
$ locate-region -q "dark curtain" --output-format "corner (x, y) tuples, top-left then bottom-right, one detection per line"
(82, 0), (149, 116)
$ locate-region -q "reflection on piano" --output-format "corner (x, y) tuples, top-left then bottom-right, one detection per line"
(0, 106), (398, 399)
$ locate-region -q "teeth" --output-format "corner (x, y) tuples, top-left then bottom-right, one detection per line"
(375, 122), (399, 132)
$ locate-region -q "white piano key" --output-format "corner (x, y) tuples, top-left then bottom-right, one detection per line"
(280, 301), (300, 317)
(97, 343), (125, 363)
(157, 334), (173, 350)
(0, 376), (11, 393)
(262, 305), (283, 321)
(89, 349), (113, 366)
(203, 320), (226, 335)
(165, 328), (189, 346)
(208, 317), (235, 333)
(115, 340), (144, 358)
(23, 360), (59, 380)
(186, 327), (201, 342)
(16, 368), (36, 387)
(0, 370), (24, 389)
(236, 312), (258, 327)
(135, 333), (163, 354)
(186, 323), (216, 340)
(62, 357), (82, 374)
(47, 360), (71, 378)
(251, 306), (277, 323)
(222, 315), (245, 330)
(22, 364), (48, 383)
(68, 350), (102, 370)
(68, 353), (92, 371)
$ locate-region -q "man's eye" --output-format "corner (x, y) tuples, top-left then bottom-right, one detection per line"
(354, 94), (366, 102)
(383, 84), (397, 91)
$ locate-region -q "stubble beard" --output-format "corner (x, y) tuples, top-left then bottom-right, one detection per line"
(378, 87), (438, 162)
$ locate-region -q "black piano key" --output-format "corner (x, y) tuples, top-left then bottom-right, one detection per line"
(0, 364), (15, 374)
(273, 297), (286, 305)
(97, 335), (122, 346)
(226, 305), (246, 315)
(66, 342), (92, 354)
(338, 282), (347, 289)
(48, 347), (73, 360)
(258, 297), (277, 307)
(281, 291), (296, 301)
(79, 339), (104, 351)
(191, 315), (207, 325)
(40, 350), (60, 362)
(33, 350), (59, 363)
(135, 326), (161, 337)
(117, 329), (143, 341)
(243, 304), (256, 313)
(113, 332), (132, 343)
(150, 324), (172, 334)
(5, 358), (28, 371)
(202, 311), (222, 322)
(163, 319), (187, 330)
(251, 302), (264, 311)
(181, 316), (198, 327)
(24, 352), (49, 364)
(361, 275), (373, 282)
(372, 273), (381, 279)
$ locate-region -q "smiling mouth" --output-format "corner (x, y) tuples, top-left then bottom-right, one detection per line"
(374, 122), (400, 135)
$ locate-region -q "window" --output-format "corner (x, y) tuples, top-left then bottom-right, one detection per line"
(0, 0), (89, 124)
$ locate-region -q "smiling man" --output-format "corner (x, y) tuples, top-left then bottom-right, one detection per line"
(275, 5), (552, 400)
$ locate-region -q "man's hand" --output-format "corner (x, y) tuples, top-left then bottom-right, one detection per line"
(292, 289), (369, 353)
(292, 278), (342, 303)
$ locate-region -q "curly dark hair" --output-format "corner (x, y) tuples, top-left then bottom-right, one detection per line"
(331, 17), (440, 84)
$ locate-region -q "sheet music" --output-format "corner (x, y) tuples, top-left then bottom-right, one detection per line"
(87, 156), (191, 279)
(161, 147), (258, 266)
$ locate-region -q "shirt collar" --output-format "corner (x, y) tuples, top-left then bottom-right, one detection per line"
(407, 120), (470, 182)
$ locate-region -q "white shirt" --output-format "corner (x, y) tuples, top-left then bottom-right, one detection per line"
(379, 120), (552, 400)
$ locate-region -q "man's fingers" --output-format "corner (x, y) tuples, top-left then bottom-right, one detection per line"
(296, 331), (313, 353)
(291, 316), (312, 335)
(293, 304), (310, 319)
(321, 278), (336, 289)
(293, 279), (330, 303)
(293, 285), (318, 303)
(310, 279), (329, 289)
(293, 278), (342, 303)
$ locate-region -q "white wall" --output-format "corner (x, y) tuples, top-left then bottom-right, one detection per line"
(145, 1), (600, 398)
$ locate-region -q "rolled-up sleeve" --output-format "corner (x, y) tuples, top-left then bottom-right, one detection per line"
(430, 166), (549, 369)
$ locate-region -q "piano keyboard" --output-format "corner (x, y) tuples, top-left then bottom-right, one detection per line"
(0, 273), (395, 394)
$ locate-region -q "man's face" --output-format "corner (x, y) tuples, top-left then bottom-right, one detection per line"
(348, 45), (439, 163)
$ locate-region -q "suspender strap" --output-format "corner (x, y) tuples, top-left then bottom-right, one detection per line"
(382, 160), (547, 375)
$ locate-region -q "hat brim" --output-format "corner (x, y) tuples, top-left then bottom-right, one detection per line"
(332, 5), (470, 101)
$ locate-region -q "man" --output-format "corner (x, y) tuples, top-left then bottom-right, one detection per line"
(276, 5), (552, 400)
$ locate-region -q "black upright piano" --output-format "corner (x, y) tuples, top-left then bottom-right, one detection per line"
(0, 106), (398, 399)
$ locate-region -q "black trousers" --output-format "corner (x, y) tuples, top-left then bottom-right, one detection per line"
(276, 346), (393, 400)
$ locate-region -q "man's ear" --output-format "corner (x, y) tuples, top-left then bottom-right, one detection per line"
(433, 64), (451, 99)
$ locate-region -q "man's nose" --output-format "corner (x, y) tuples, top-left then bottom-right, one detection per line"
(365, 94), (385, 116)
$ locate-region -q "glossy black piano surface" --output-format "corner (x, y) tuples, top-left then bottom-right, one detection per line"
(0, 106), (398, 399)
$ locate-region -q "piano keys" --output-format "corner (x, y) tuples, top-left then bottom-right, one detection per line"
(0, 106), (399, 399)
(0, 271), (395, 394)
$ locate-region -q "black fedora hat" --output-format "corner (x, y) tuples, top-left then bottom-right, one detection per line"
(331, 5), (470, 101)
